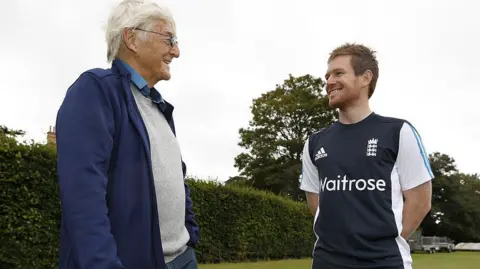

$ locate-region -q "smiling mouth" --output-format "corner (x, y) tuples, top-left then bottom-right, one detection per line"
(328, 88), (342, 95)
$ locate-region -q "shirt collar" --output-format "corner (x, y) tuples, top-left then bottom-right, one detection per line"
(118, 59), (166, 110)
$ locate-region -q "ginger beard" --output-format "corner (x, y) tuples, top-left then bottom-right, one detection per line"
(325, 55), (365, 110)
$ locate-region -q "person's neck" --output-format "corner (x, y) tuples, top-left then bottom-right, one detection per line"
(338, 100), (372, 125)
(118, 55), (157, 88)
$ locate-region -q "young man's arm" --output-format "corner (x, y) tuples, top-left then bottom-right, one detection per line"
(396, 122), (434, 239)
(299, 137), (320, 217)
(401, 181), (432, 239)
(305, 191), (319, 216)
(56, 72), (125, 269)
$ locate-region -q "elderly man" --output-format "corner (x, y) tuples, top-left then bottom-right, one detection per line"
(55, 1), (199, 269)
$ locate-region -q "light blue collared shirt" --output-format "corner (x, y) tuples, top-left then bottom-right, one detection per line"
(118, 59), (166, 112)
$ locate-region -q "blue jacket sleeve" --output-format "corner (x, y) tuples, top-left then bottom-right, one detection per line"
(56, 72), (126, 269)
(182, 161), (200, 247)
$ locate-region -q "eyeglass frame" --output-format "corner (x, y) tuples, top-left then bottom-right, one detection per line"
(131, 27), (178, 47)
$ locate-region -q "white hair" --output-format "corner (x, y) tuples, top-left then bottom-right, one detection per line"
(104, 0), (176, 63)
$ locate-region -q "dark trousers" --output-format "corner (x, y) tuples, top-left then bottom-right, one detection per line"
(312, 256), (406, 269)
(166, 247), (198, 269)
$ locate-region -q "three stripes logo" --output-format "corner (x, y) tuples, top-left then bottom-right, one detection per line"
(314, 147), (328, 161)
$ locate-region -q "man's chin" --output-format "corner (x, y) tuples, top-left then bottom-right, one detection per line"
(159, 71), (171, 81)
(328, 99), (340, 109)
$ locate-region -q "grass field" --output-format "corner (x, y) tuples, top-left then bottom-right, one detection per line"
(198, 252), (480, 269)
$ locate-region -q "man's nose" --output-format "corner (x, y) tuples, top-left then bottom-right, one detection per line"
(170, 45), (180, 58)
(326, 76), (336, 87)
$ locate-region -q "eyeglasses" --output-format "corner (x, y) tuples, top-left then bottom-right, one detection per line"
(133, 28), (178, 47)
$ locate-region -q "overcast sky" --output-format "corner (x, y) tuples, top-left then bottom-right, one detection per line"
(1, 0), (479, 181)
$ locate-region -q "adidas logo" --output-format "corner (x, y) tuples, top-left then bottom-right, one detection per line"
(314, 147), (328, 161)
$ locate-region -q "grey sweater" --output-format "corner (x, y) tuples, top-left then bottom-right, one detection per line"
(131, 85), (190, 263)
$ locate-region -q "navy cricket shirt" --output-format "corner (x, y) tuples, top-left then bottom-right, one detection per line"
(300, 112), (434, 269)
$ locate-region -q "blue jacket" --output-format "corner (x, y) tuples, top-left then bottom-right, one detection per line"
(55, 59), (199, 269)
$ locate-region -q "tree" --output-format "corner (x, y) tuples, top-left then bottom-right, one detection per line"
(420, 152), (480, 242)
(0, 125), (25, 137)
(233, 74), (338, 200)
(429, 152), (457, 176)
(224, 176), (250, 188)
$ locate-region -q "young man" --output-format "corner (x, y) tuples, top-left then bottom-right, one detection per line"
(300, 43), (433, 269)
(55, 1), (199, 269)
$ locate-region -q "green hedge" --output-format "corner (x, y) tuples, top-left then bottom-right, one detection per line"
(0, 132), (314, 268)
(189, 180), (315, 263)
(0, 133), (60, 269)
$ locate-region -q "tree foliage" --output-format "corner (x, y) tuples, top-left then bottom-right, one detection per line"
(421, 152), (480, 242)
(225, 176), (249, 188)
(0, 125), (25, 138)
(233, 74), (338, 200)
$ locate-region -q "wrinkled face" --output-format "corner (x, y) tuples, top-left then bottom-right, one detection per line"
(135, 20), (180, 82)
(325, 55), (364, 109)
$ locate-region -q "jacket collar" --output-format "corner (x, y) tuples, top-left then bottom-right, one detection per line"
(111, 59), (175, 125)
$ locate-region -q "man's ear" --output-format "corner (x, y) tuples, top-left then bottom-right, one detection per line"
(122, 28), (138, 53)
(362, 70), (373, 88)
